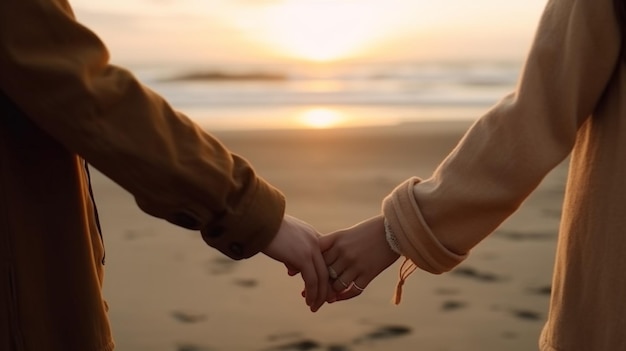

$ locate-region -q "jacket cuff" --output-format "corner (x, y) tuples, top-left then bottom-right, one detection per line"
(382, 177), (467, 274)
(200, 177), (286, 260)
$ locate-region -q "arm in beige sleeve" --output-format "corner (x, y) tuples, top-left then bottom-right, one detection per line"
(0, 0), (284, 259)
(383, 0), (622, 273)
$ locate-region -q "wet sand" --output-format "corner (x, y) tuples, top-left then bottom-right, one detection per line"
(94, 121), (566, 350)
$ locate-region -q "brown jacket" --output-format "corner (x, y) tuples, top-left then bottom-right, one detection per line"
(384, 0), (626, 349)
(0, 0), (285, 350)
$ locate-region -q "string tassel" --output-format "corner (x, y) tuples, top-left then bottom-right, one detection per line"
(392, 258), (417, 305)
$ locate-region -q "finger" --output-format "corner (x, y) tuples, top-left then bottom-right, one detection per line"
(285, 264), (300, 276)
(299, 257), (318, 309)
(322, 246), (340, 269)
(310, 248), (329, 312)
(326, 259), (348, 284)
(333, 287), (362, 302)
(326, 288), (338, 303)
(333, 277), (350, 293)
(318, 233), (336, 252)
(352, 279), (367, 293)
(333, 269), (358, 293)
(333, 276), (367, 301)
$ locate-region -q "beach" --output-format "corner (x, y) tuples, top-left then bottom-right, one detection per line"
(95, 120), (566, 351)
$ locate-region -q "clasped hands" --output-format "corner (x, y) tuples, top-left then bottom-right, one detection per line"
(262, 215), (400, 312)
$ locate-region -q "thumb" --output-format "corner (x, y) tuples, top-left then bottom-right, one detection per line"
(285, 264), (300, 276)
(318, 232), (337, 252)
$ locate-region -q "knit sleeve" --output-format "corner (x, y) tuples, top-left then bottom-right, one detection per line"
(384, 0), (621, 272)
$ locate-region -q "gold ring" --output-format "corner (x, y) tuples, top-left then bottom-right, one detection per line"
(353, 282), (365, 291)
(328, 266), (338, 280)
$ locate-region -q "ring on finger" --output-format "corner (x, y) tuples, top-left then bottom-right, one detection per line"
(328, 266), (338, 280)
(338, 278), (349, 288)
(353, 282), (365, 291)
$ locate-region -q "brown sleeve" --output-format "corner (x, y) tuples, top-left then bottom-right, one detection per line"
(384, 0), (621, 272)
(0, 0), (285, 259)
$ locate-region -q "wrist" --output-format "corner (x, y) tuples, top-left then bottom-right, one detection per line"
(384, 217), (402, 255)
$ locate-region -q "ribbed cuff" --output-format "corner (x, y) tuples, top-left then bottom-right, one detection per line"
(382, 177), (467, 274)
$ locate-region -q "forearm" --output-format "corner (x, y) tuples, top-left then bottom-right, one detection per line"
(384, 0), (621, 272)
(0, 0), (285, 258)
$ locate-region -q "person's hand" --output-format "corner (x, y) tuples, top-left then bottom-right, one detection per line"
(320, 215), (400, 302)
(262, 214), (328, 312)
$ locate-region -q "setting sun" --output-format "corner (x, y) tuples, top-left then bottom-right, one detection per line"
(299, 108), (345, 128)
(259, 1), (386, 62)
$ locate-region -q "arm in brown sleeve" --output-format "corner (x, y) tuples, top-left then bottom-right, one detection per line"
(384, 0), (622, 273)
(0, 0), (285, 259)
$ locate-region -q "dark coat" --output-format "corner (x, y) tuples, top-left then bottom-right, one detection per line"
(0, 0), (285, 349)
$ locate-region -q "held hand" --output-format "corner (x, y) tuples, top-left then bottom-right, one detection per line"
(262, 215), (329, 312)
(320, 215), (400, 302)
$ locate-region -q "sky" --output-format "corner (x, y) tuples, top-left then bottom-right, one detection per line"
(70, 0), (548, 65)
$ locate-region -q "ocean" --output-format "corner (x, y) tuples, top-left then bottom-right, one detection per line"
(131, 61), (522, 131)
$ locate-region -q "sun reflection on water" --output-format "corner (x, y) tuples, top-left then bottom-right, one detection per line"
(298, 108), (345, 129)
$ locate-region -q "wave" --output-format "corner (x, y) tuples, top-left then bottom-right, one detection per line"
(159, 70), (287, 82)
(133, 61), (520, 111)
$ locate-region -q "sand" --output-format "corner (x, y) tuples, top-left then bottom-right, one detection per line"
(94, 120), (567, 351)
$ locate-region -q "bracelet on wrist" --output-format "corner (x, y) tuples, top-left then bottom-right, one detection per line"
(384, 217), (402, 255)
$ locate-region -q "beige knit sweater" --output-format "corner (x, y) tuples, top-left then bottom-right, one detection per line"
(383, 0), (626, 349)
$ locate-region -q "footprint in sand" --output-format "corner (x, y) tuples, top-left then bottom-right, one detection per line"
(441, 300), (467, 312)
(353, 325), (412, 344)
(451, 266), (504, 282)
(435, 287), (460, 296)
(496, 230), (554, 241)
(261, 339), (321, 351)
(207, 257), (238, 275)
(511, 309), (542, 321)
(234, 278), (259, 288)
(170, 310), (207, 324)
(529, 285), (552, 296)
(326, 345), (351, 351)
(263, 325), (411, 351)
(264, 333), (326, 351)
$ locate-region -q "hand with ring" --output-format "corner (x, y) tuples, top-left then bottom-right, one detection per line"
(320, 215), (400, 303)
(262, 215), (329, 312)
